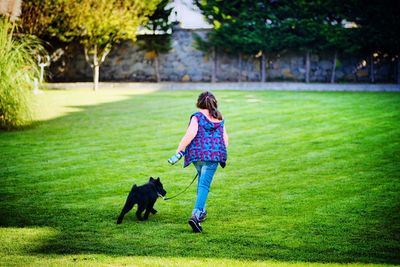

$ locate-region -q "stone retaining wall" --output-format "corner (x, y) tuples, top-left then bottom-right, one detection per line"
(49, 27), (398, 83)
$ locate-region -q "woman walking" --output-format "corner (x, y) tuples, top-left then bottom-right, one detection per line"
(175, 91), (228, 233)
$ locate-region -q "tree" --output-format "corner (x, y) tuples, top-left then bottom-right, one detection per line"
(19, 0), (160, 90)
(193, 0), (232, 82)
(348, 0), (400, 83)
(251, 1), (279, 82)
(316, 0), (360, 83)
(272, 0), (327, 83)
(62, 0), (159, 90)
(18, 0), (66, 39)
(195, 0), (268, 82)
(139, 0), (173, 82)
(211, 9), (259, 82)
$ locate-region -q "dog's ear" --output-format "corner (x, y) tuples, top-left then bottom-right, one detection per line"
(149, 177), (154, 181)
(156, 177), (160, 182)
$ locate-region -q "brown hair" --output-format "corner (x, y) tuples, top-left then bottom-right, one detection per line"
(196, 91), (223, 120)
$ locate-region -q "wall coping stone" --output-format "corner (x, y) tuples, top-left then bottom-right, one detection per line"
(45, 82), (400, 92)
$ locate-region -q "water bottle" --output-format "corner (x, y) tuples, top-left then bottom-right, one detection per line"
(168, 151), (185, 165)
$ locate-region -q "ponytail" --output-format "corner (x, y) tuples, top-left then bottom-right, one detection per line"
(196, 91), (223, 120)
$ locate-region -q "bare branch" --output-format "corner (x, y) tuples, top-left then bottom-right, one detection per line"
(84, 46), (94, 68)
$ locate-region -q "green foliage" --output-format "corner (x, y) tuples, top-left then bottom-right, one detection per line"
(348, 0), (400, 56)
(0, 17), (40, 130)
(195, 0), (400, 58)
(315, 0), (357, 55)
(19, 0), (163, 53)
(336, 58), (343, 69)
(195, 0), (271, 55)
(192, 32), (213, 53)
(139, 0), (173, 55)
(267, 0), (325, 53)
(144, 0), (173, 34)
(62, 0), (160, 61)
(18, 0), (161, 89)
(18, 0), (66, 39)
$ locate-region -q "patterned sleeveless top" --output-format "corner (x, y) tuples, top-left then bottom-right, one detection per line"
(184, 112), (227, 168)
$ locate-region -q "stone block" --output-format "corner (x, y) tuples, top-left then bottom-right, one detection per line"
(335, 71), (344, 78)
(320, 60), (332, 70)
(311, 54), (319, 61)
(282, 68), (295, 79)
(176, 63), (185, 71)
(356, 70), (369, 78)
(269, 69), (281, 78)
(182, 74), (190, 82)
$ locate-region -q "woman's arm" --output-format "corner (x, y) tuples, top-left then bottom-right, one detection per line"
(176, 116), (198, 153)
(223, 126), (229, 148)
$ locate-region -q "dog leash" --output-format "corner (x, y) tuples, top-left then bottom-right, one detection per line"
(158, 173), (199, 201)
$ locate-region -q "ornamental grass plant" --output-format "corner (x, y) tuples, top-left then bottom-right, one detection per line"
(0, 17), (39, 130)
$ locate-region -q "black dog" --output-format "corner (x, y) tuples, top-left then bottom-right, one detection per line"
(117, 177), (166, 224)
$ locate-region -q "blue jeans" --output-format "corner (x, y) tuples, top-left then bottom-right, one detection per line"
(192, 161), (218, 220)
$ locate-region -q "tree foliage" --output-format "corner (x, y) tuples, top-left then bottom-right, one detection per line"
(349, 0), (400, 57)
(195, 0), (400, 82)
(194, 0), (278, 81)
(63, 0), (159, 90)
(19, 0), (160, 90)
(19, 0), (66, 39)
(195, 0), (271, 55)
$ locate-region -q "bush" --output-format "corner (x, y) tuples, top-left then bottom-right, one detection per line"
(0, 17), (40, 130)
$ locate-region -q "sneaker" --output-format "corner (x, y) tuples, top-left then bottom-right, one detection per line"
(188, 216), (203, 233)
(199, 211), (207, 222)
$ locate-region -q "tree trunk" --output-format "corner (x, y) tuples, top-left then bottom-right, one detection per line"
(93, 64), (99, 91)
(370, 53), (375, 83)
(238, 52), (242, 82)
(92, 46), (99, 91)
(397, 56), (400, 84)
(305, 50), (310, 83)
(330, 50), (338, 84)
(154, 54), (160, 82)
(261, 51), (266, 82)
(211, 47), (217, 83)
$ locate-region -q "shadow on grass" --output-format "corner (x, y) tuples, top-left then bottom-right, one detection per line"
(0, 90), (399, 264)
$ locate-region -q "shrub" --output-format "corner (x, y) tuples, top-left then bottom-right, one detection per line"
(0, 17), (40, 130)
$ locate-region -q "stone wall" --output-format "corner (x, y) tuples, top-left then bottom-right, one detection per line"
(49, 27), (398, 83)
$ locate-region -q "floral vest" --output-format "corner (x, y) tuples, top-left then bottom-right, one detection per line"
(184, 112), (227, 168)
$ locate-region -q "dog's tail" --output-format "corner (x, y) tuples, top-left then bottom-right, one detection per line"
(117, 184), (138, 224)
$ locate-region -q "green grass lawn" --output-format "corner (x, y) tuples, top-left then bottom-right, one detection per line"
(0, 89), (399, 266)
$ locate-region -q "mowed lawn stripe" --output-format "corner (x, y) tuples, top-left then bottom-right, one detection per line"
(0, 89), (399, 266)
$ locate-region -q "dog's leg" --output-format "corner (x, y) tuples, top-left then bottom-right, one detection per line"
(117, 191), (136, 224)
(150, 208), (157, 214)
(136, 203), (146, 221)
(117, 202), (135, 224)
(144, 200), (157, 220)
